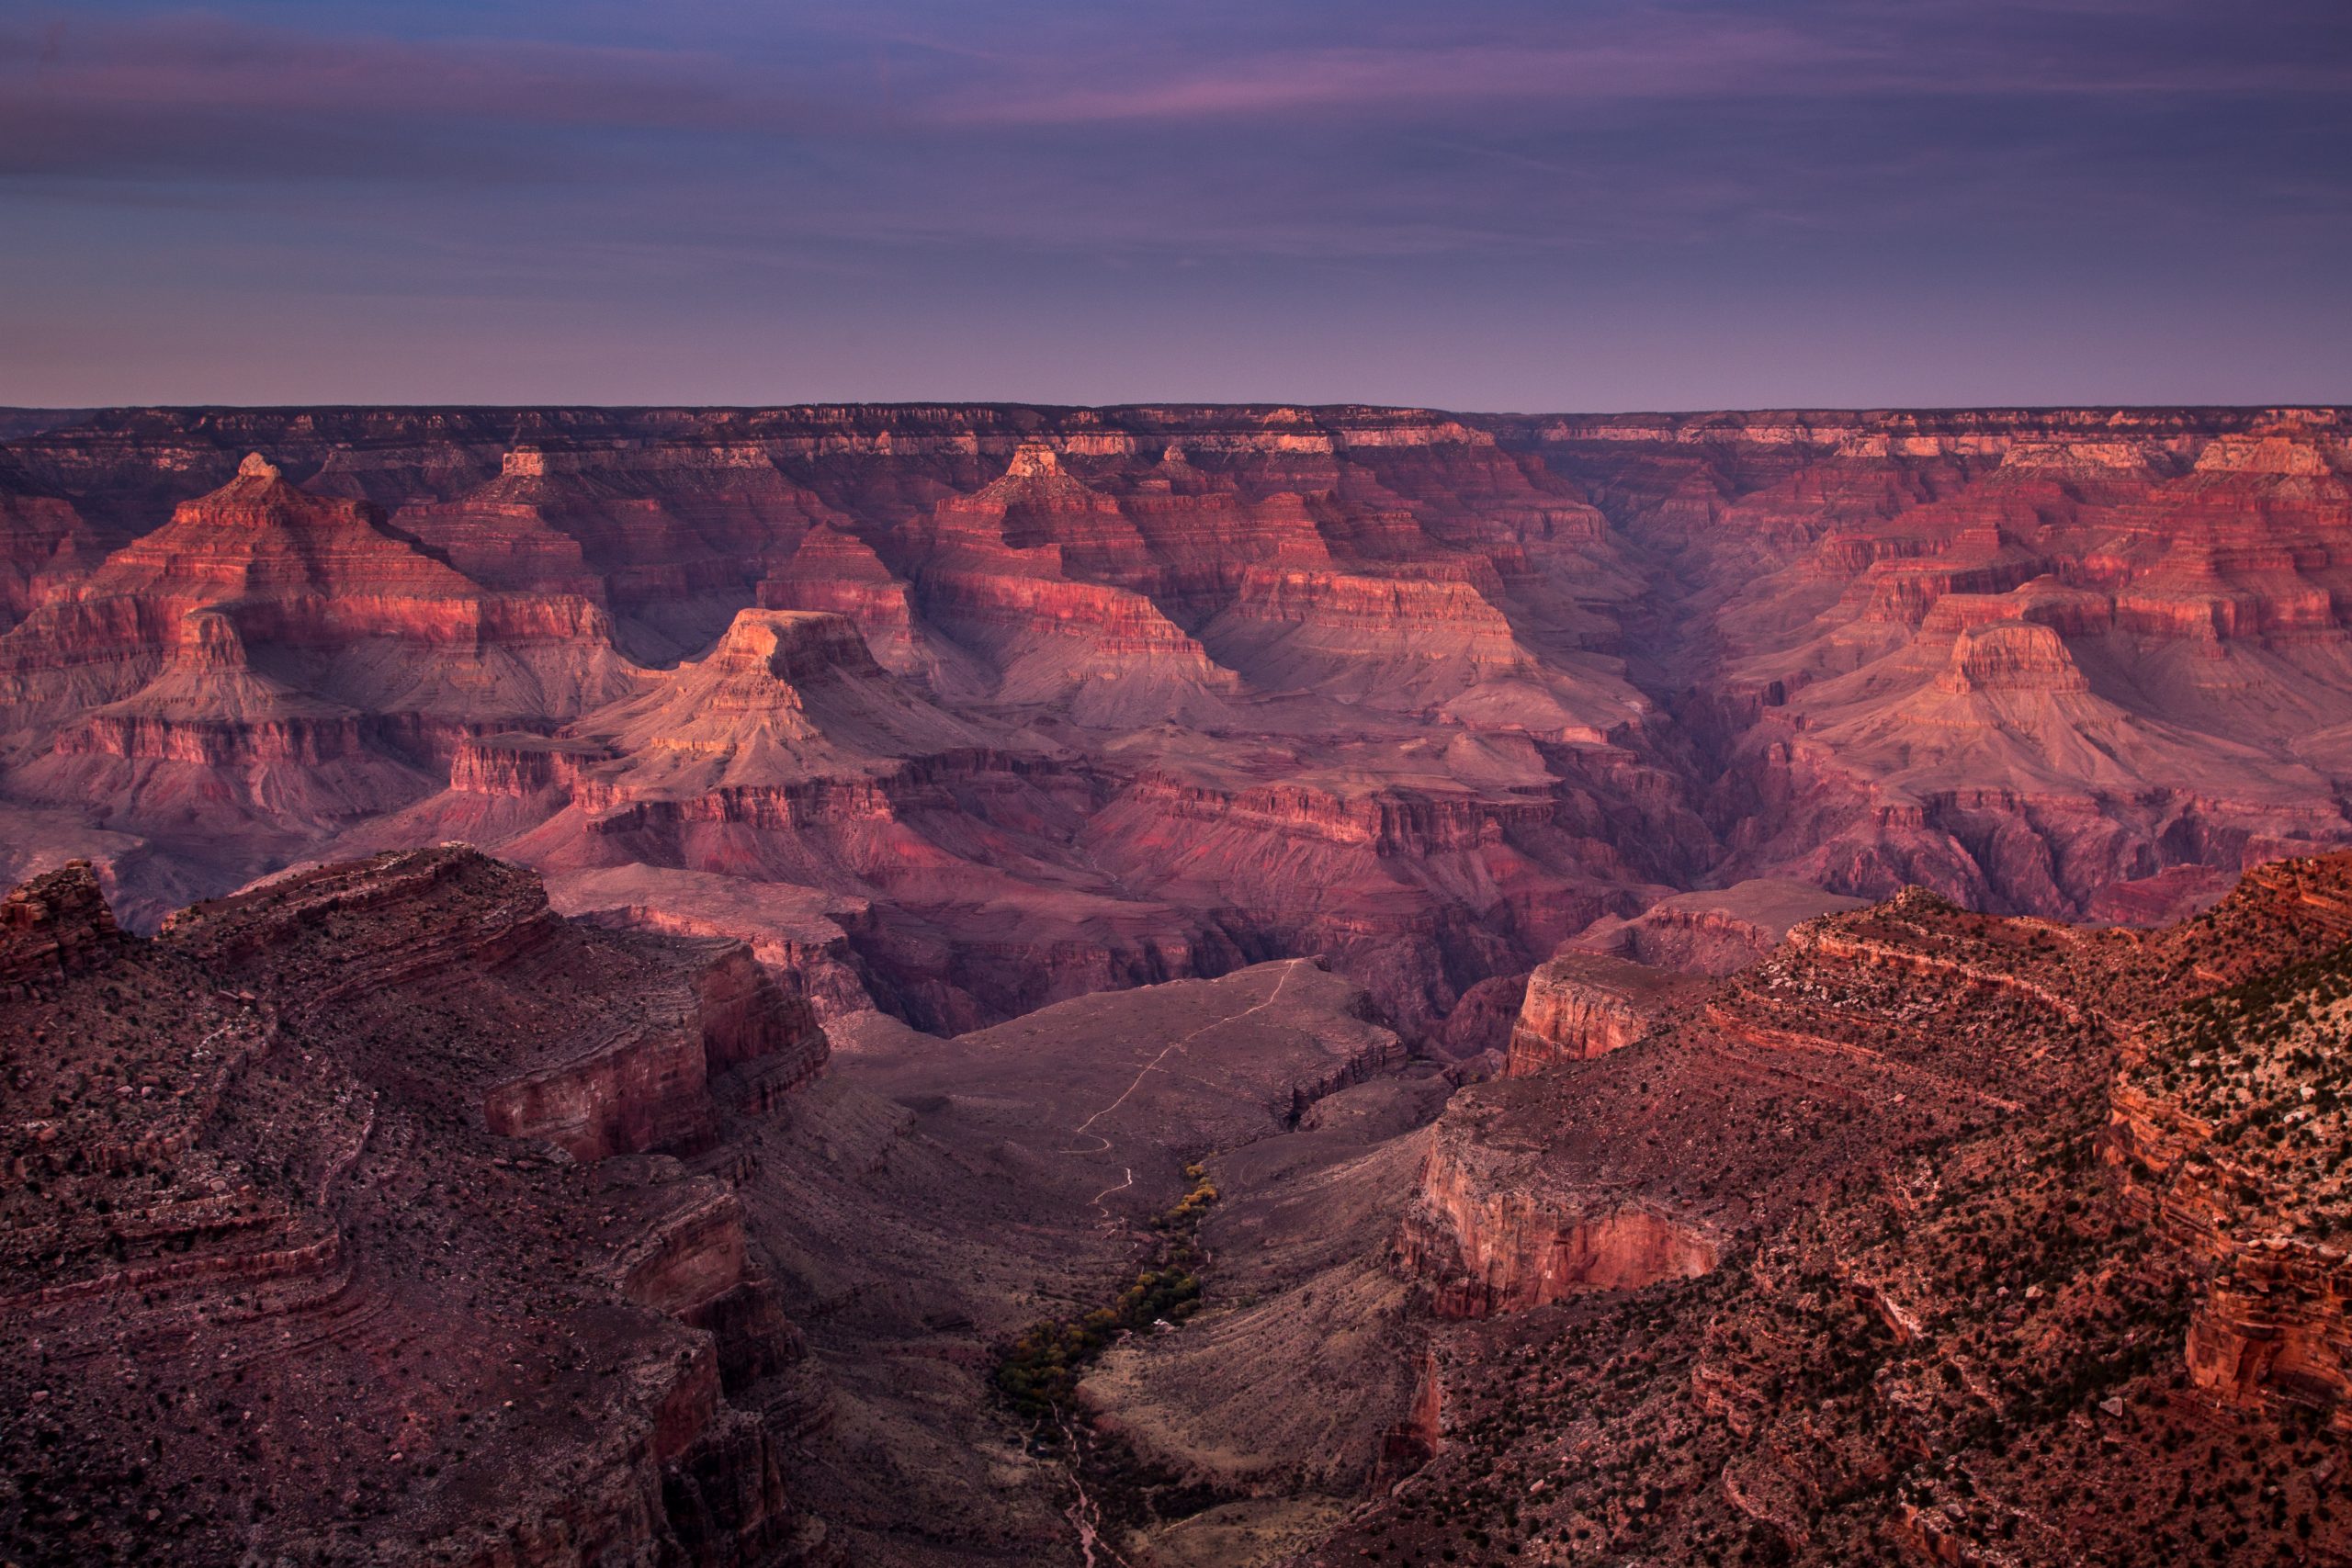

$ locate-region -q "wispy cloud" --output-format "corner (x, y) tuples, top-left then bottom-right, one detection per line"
(925, 21), (2352, 130)
(6, 15), (764, 126)
(0, 0), (2345, 406)
(10, 1), (2344, 163)
(924, 32), (1860, 127)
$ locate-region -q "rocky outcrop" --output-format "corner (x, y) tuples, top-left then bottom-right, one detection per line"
(1215, 565), (1522, 659)
(481, 1011), (729, 1161)
(1399, 879), (2151, 1329)
(448, 730), (614, 797)
(1398, 1132), (1722, 1315)
(0, 859), (122, 989)
(1344, 852), (2352, 1565)
(1566, 878), (1868, 976)
(2101, 862), (2352, 1428)
(167, 848), (828, 1164)
(1504, 950), (1704, 1075)
(558, 606), (1000, 791)
(0, 849), (834, 1565)
(1933, 620), (2090, 694)
(757, 523), (936, 681)
(2180, 1243), (2352, 1423)
(2109, 1080), (2352, 1426)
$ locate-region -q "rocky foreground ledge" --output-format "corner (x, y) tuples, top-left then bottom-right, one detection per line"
(0, 848), (832, 1566)
(1348, 855), (2352, 1565)
(12, 841), (2352, 1565)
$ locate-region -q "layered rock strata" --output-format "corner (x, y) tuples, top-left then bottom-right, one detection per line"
(1350, 852), (2352, 1566)
(1504, 950), (1707, 1075)
(3, 404), (2350, 1054)
(0, 849), (830, 1566)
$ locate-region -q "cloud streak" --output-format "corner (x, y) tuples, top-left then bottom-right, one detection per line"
(9, 2), (2345, 158)
(0, 0), (2344, 406)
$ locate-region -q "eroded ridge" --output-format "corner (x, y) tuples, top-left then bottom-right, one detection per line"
(0, 850), (830, 1566)
(1344, 853), (2352, 1565)
(9, 405), (2352, 1056)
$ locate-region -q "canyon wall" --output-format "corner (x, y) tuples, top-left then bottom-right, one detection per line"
(1504, 950), (1706, 1075)
(0, 849), (832, 1565)
(2, 403), (2348, 1050)
(1353, 847), (2352, 1566)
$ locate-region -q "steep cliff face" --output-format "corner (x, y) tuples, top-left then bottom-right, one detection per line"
(2103, 859), (2352, 1428)
(0, 858), (123, 988)
(1349, 852), (2352, 1566)
(1394, 887), (2107, 1327)
(0, 850), (831, 1566)
(1504, 950), (1704, 1074)
(1398, 1133), (1721, 1314)
(0, 452), (93, 631)
(164, 848), (829, 1163)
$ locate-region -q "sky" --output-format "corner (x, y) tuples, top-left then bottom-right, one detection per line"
(1, 0), (2346, 411)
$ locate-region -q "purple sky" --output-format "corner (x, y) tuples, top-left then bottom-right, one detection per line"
(3, 0), (2346, 410)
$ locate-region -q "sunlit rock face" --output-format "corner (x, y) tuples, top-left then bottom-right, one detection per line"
(1504, 950), (1705, 1076)
(3, 403), (2350, 1043)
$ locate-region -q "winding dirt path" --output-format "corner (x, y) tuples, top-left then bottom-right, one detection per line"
(1085, 1167), (1135, 1224)
(1049, 959), (1306, 1562)
(1063, 960), (1302, 1157)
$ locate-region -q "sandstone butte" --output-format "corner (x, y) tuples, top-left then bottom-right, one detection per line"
(5, 403), (2352, 1565)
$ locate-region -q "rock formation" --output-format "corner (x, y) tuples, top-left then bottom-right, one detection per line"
(1342, 852), (2352, 1565)
(1566, 877), (1868, 975)
(1503, 950), (1706, 1075)
(0, 849), (829, 1565)
(2103, 858), (2352, 1427)
(4, 405), (2347, 1050)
